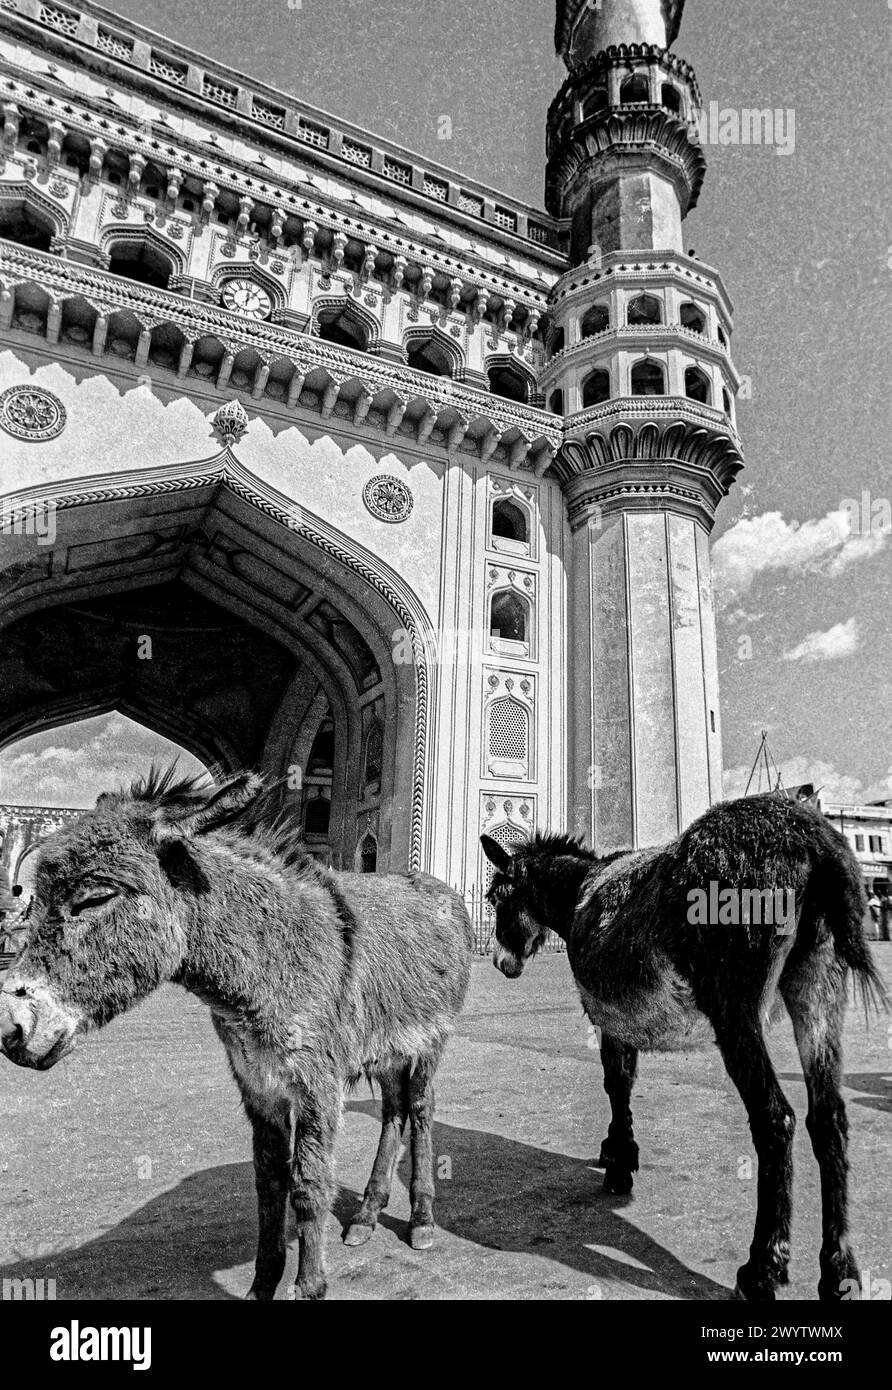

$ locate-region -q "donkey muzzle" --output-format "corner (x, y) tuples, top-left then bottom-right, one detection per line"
(0, 978), (79, 1070)
(492, 943), (525, 979)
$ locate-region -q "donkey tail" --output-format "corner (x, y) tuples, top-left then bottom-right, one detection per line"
(812, 822), (889, 1017)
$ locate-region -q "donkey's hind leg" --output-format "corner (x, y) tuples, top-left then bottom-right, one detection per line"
(344, 1065), (409, 1246)
(289, 1080), (340, 1301)
(407, 1047), (443, 1249)
(711, 1013), (796, 1301)
(597, 1033), (640, 1195)
(781, 947), (861, 1301)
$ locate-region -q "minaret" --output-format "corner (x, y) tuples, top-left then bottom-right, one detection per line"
(546, 0), (744, 852)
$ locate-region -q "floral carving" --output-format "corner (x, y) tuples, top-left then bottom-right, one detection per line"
(0, 385), (66, 441)
(362, 475), (413, 524)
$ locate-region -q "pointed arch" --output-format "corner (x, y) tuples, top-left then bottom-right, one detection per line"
(404, 324), (464, 378)
(311, 294), (381, 353)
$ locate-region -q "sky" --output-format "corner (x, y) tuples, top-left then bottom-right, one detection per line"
(1, 0), (890, 809)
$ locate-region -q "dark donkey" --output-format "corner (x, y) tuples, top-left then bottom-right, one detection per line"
(0, 768), (472, 1299)
(482, 793), (887, 1302)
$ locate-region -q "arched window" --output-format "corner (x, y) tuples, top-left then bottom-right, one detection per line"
(307, 719), (334, 774)
(661, 83), (682, 114)
(317, 307), (369, 352)
(627, 293), (662, 326)
(680, 302), (706, 335)
(406, 334), (454, 377)
(364, 720), (383, 787)
(492, 498), (529, 543)
(582, 368), (611, 408)
(490, 590), (529, 644)
(620, 74), (650, 105)
(359, 833), (377, 874)
(685, 366), (711, 404)
(488, 697), (529, 765)
(631, 359), (666, 395)
(722, 388), (732, 416)
(304, 794), (331, 837)
(487, 362), (530, 403)
(717, 324), (728, 348)
(580, 304), (609, 338)
(548, 388), (564, 415)
(548, 326), (565, 357)
(581, 88), (608, 119)
(108, 240), (173, 289)
(0, 203), (55, 252)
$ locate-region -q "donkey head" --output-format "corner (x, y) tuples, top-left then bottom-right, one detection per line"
(0, 767), (263, 1070)
(481, 835), (553, 978)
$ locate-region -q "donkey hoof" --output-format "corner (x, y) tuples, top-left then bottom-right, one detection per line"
(408, 1222), (435, 1250)
(291, 1279), (328, 1301)
(344, 1222), (375, 1247)
(734, 1265), (777, 1301)
(245, 1285), (276, 1302)
(602, 1166), (634, 1196)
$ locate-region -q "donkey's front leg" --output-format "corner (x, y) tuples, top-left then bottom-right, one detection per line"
(407, 1049), (442, 1248)
(241, 1096), (292, 1301)
(289, 1081), (341, 1301)
(713, 1015), (795, 1301)
(597, 1033), (639, 1195)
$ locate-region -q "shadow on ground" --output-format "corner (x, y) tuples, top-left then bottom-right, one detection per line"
(0, 1104), (730, 1300)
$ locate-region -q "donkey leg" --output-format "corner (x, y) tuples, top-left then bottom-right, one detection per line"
(407, 1051), (441, 1249)
(782, 957), (861, 1300)
(598, 1033), (640, 1195)
(712, 1016), (796, 1301)
(244, 1098), (292, 1301)
(344, 1066), (409, 1246)
(289, 1082), (340, 1301)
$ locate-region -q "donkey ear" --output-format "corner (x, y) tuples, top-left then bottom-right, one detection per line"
(154, 772), (264, 842)
(480, 834), (512, 872)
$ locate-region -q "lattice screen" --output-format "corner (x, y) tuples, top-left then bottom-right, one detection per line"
(488, 698), (528, 763)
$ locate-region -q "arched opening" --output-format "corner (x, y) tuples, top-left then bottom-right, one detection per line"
(0, 713), (211, 906)
(316, 306), (370, 352)
(359, 832), (377, 873)
(630, 359), (666, 395)
(304, 792), (331, 838)
(488, 697), (529, 774)
(620, 74), (650, 105)
(491, 498), (529, 544)
(581, 88), (608, 119)
(548, 388), (564, 415)
(722, 387), (732, 415)
(580, 303), (610, 338)
(581, 368), (611, 408)
(405, 334), (454, 377)
(487, 362), (531, 403)
(627, 293), (663, 326)
(717, 324), (728, 348)
(107, 239), (173, 289)
(661, 83), (682, 114)
(685, 365), (711, 404)
(0, 202), (56, 252)
(680, 302), (706, 335)
(489, 590), (529, 644)
(548, 326), (565, 357)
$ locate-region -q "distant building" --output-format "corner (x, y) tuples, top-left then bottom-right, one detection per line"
(819, 799), (892, 897)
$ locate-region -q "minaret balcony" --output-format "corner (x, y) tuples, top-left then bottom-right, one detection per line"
(540, 323), (736, 383)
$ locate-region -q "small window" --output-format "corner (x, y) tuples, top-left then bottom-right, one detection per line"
(680, 302), (706, 335)
(488, 363), (530, 403)
(627, 293), (662, 326)
(308, 720), (334, 773)
(364, 721), (383, 787)
(492, 499), (529, 543)
(717, 324), (728, 348)
(620, 74), (650, 105)
(685, 366), (711, 404)
(581, 88), (608, 119)
(548, 388), (564, 415)
(722, 388), (732, 415)
(855, 834), (865, 852)
(710, 709), (716, 733)
(318, 309), (369, 353)
(548, 327), (565, 357)
(869, 835), (884, 854)
(580, 304), (609, 338)
(631, 359), (666, 396)
(488, 698), (529, 763)
(490, 590), (529, 644)
(359, 833), (377, 873)
(304, 796), (330, 836)
(661, 84), (682, 114)
(582, 368), (611, 408)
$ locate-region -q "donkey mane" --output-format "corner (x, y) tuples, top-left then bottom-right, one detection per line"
(128, 762), (212, 806)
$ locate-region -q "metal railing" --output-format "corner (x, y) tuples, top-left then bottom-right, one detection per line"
(461, 883), (566, 956)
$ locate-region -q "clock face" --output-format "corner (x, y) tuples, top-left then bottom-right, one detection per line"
(222, 278), (272, 320)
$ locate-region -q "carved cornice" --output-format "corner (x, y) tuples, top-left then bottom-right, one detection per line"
(546, 108), (706, 219)
(0, 241), (559, 469)
(549, 44), (701, 128)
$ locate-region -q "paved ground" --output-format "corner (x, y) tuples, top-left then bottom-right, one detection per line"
(1, 951), (889, 1301)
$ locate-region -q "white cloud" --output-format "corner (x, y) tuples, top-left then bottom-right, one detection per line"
(783, 618), (860, 664)
(712, 508), (889, 606)
(0, 714), (207, 808)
